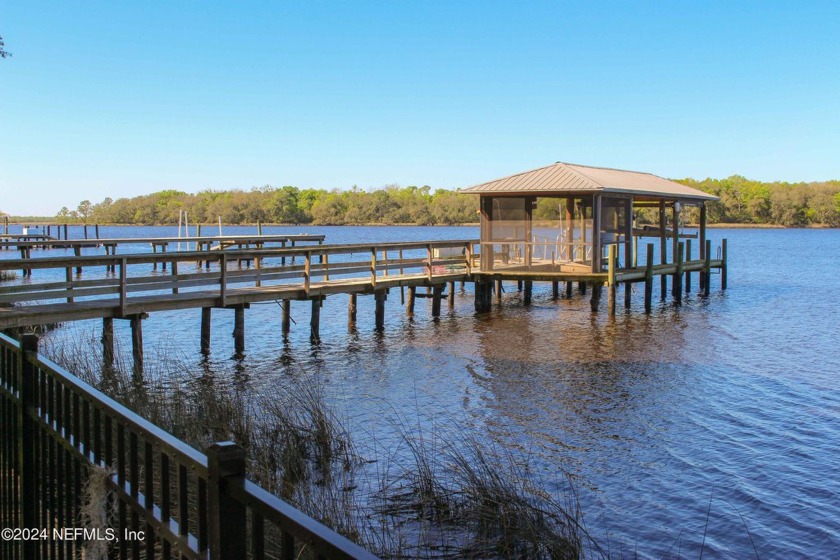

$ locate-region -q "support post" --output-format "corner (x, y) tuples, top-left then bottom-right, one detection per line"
(102, 318), (114, 366)
(310, 298), (321, 343)
(206, 442), (247, 560)
(348, 293), (357, 327)
(685, 238), (692, 293)
(374, 290), (387, 331)
(607, 244), (617, 316)
(432, 285), (443, 317)
(659, 200), (667, 299)
(201, 308), (212, 353)
(233, 306), (245, 354)
(699, 205), (707, 293)
(674, 242), (684, 305)
(20, 334), (39, 560)
(721, 238), (728, 290)
(645, 243), (654, 314)
(406, 286), (416, 316)
(523, 280), (532, 305)
(566, 281), (573, 298)
(474, 280), (492, 313)
(130, 314), (144, 374)
(552, 281), (559, 300)
(672, 202), (680, 297)
(589, 283), (602, 312)
(75, 245), (82, 275)
(703, 240), (712, 297)
(448, 281), (455, 309)
(495, 279), (502, 301)
(281, 300), (291, 336)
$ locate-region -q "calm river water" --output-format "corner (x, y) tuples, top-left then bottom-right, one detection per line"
(3, 225), (839, 558)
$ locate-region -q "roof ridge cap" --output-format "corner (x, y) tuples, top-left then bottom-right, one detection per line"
(560, 161), (658, 178)
(556, 162), (603, 189)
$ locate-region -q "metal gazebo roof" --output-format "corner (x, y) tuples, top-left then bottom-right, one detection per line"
(461, 162), (718, 203)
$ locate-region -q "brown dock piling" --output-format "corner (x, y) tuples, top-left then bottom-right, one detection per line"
(281, 300), (291, 336)
(130, 314), (144, 373)
(310, 298), (321, 343)
(432, 285), (443, 317)
(721, 238), (728, 290)
(685, 239), (692, 293)
(348, 293), (357, 326)
(644, 244), (654, 314)
(233, 306), (245, 354)
(406, 286), (416, 316)
(607, 245), (617, 316)
(102, 317), (114, 366)
(674, 241), (684, 305)
(523, 281), (532, 305)
(374, 290), (387, 331)
(201, 308), (212, 353)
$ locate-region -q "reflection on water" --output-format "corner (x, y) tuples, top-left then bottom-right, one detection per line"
(17, 226), (840, 557)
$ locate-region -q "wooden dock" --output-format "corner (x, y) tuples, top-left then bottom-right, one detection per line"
(0, 237), (726, 371)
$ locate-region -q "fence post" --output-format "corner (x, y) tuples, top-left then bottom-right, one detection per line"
(206, 442), (247, 560)
(19, 334), (39, 560)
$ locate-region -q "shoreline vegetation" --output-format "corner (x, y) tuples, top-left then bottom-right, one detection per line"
(41, 331), (601, 559)
(4, 175), (840, 228)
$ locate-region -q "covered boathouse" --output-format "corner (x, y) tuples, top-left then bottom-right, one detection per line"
(461, 161), (726, 312)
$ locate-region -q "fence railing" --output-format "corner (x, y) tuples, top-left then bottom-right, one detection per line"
(0, 332), (379, 560)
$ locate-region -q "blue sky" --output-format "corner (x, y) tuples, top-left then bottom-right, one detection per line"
(2, 1), (839, 215)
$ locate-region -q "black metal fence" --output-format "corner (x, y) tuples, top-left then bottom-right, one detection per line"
(0, 331), (378, 560)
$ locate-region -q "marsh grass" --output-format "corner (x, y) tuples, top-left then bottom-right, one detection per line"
(42, 328), (596, 559)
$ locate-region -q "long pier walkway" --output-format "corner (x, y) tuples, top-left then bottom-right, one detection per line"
(1, 238), (726, 370)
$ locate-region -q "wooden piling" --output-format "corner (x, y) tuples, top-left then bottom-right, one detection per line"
(644, 244), (654, 314)
(607, 244), (617, 316)
(685, 238), (692, 293)
(201, 308), (212, 353)
(566, 281), (573, 298)
(130, 314), (143, 373)
(233, 306), (245, 354)
(102, 317), (114, 366)
(659, 200), (667, 300)
(95, 224), (100, 239)
(579, 282), (587, 295)
(448, 281), (455, 309)
(74, 246), (82, 275)
(310, 298), (321, 343)
(281, 300), (291, 336)
(552, 281), (559, 299)
(375, 290), (387, 331)
(703, 240), (712, 296)
(523, 281), (532, 305)
(721, 238), (728, 290)
(495, 279), (502, 301)
(474, 280), (492, 313)
(406, 286), (416, 316)
(348, 293), (357, 326)
(589, 283), (602, 312)
(674, 241), (684, 305)
(432, 285), (443, 317)
(517, 280), (523, 292)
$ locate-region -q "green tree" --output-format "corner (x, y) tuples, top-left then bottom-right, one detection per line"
(77, 200), (93, 222)
(0, 35), (11, 59)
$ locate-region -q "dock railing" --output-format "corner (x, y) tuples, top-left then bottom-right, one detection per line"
(0, 240), (475, 325)
(0, 331), (379, 560)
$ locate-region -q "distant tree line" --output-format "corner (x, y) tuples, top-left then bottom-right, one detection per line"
(50, 176), (840, 227)
(61, 185), (478, 226)
(676, 176), (840, 226)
